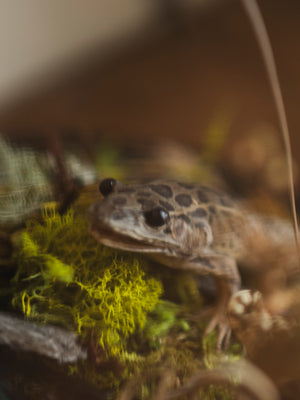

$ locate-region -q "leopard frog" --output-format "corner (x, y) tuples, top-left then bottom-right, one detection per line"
(88, 178), (295, 348)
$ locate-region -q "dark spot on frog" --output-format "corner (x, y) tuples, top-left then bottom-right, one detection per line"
(137, 198), (157, 208)
(178, 182), (195, 189)
(159, 200), (175, 211)
(112, 196), (127, 206)
(190, 208), (207, 218)
(208, 212), (215, 225)
(195, 222), (207, 229)
(197, 190), (209, 203)
(136, 191), (151, 197)
(219, 196), (234, 207)
(177, 214), (191, 224)
(175, 194), (192, 207)
(190, 256), (215, 269)
(111, 210), (125, 220)
(149, 184), (173, 198)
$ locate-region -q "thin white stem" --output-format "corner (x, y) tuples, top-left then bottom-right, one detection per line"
(240, 0), (300, 259)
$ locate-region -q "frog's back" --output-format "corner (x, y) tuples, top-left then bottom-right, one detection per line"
(159, 181), (247, 257)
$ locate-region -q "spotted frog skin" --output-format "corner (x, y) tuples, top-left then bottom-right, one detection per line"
(88, 178), (296, 348)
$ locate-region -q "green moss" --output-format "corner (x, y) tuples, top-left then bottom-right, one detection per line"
(143, 301), (190, 348)
(202, 332), (242, 371)
(200, 331), (242, 399)
(13, 204), (163, 357)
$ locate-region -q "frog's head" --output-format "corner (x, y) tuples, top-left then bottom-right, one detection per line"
(88, 178), (212, 257)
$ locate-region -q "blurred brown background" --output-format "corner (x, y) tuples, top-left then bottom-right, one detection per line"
(0, 0), (299, 154)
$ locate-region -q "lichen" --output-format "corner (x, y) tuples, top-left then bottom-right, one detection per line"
(12, 204), (163, 357)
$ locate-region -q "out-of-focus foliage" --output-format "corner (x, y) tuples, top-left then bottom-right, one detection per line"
(0, 136), (53, 224)
(0, 136), (96, 226)
(95, 143), (125, 181)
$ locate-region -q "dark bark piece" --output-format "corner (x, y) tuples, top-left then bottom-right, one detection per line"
(0, 312), (87, 363)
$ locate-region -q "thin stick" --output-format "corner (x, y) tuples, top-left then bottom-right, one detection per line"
(240, 0), (300, 260)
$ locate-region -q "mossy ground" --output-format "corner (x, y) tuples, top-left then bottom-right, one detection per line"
(6, 172), (242, 398)
(12, 204), (163, 358)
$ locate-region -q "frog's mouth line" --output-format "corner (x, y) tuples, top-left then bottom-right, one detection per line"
(88, 223), (166, 253)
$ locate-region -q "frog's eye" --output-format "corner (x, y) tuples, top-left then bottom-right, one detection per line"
(144, 207), (169, 227)
(99, 178), (116, 196)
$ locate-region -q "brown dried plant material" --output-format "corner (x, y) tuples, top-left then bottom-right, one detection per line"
(119, 360), (279, 400)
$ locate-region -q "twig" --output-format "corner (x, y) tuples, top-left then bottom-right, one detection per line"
(165, 360), (280, 400)
(240, 0), (300, 264)
(47, 133), (81, 215)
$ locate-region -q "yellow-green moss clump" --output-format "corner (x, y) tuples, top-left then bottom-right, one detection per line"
(12, 204), (162, 357)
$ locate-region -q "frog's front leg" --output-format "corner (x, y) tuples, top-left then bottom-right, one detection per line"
(188, 254), (241, 350)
